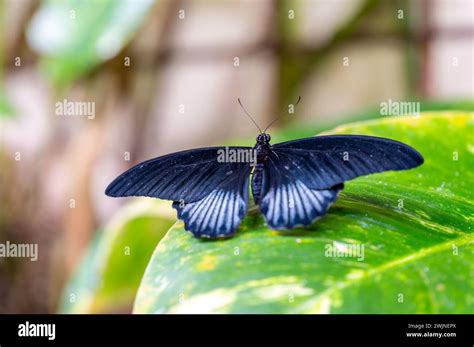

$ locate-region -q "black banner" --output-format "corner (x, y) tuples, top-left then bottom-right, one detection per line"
(0, 314), (472, 345)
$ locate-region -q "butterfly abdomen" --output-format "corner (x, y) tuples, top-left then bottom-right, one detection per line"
(251, 163), (265, 204)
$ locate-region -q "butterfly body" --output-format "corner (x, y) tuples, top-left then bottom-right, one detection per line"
(106, 133), (423, 239)
(252, 133), (272, 204)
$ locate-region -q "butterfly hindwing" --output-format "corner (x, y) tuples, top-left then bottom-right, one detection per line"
(172, 162), (251, 238)
(272, 135), (424, 189)
(256, 150), (343, 229)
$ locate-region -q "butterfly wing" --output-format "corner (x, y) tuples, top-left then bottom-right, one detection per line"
(106, 146), (252, 202)
(172, 162), (251, 238)
(271, 135), (424, 190)
(255, 149), (344, 229)
(105, 147), (252, 238)
(256, 135), (423, 229)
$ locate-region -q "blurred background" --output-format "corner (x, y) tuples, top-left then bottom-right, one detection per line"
(0, 0), (473, 313)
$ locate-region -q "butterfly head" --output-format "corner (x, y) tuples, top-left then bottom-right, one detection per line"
(256, 133), (271, 144)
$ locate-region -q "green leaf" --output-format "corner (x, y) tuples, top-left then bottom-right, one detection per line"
(59, 199), (176, 313)
(134, 112), (474, 313)
(27, 0), (155, 87)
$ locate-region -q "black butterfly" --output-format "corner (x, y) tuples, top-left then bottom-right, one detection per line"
(105, 100), (423, 239)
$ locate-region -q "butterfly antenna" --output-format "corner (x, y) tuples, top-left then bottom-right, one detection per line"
(238, 98), (263, 133)
(263, 96), (302, 133)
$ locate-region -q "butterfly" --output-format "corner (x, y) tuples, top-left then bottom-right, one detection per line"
(105, 99), (424, 239)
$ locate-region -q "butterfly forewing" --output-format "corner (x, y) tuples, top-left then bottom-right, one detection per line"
(105, 146), (252, 203)
(271, 135), (424, 189)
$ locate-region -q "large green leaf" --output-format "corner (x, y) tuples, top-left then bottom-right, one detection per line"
(59, 199), (176, 313)
(134, 112), (474, 313)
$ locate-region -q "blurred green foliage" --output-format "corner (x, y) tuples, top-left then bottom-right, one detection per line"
(27, 0), (155, 88)
(0, 92), (15, 118)
(229, 100), (474, 147)
(59, 200), (175, 313)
